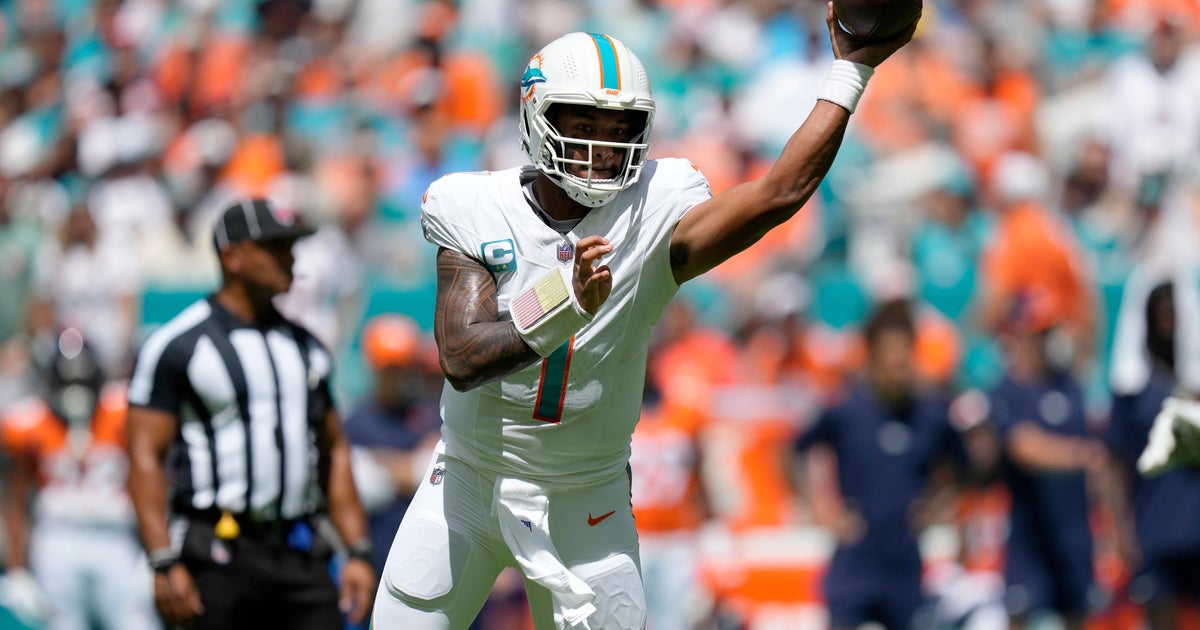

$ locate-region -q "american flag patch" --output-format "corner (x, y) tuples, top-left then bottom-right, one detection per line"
(511, 269), (570, 330)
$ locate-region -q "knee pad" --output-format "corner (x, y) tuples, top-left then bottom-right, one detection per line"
(574, 554), (647, 630)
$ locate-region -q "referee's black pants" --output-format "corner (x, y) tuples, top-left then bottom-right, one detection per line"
(177, 516), (342, 630)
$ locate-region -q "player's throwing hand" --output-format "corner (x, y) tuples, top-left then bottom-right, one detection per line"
(827, 1), (918, 68)
(573, 235), (613, 315)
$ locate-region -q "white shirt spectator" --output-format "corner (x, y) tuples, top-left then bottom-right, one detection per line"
(1101, 34), (1200, 192)
(275, 223), (365, 353)
(33, 235), (142, 378)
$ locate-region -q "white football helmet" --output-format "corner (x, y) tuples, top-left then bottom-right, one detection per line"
(519, 32), (656, 208)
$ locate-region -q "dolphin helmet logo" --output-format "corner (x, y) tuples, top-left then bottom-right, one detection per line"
(521, 65), (547, 98)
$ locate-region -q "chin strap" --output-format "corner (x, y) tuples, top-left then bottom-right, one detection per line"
(558, 175), (618, 208)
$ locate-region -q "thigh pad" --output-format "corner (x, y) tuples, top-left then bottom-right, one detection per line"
(384, 514), (475, 605)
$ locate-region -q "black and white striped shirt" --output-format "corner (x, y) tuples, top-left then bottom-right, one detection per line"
(128, 296), (335, 521)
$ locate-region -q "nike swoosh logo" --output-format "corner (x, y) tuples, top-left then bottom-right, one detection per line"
(587, 510), (616, 527)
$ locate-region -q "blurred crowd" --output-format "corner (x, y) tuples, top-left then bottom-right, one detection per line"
(1, 0), (1200, 628)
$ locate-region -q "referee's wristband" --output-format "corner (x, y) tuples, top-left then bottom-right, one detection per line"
(817, 59), (875, 114)
(148, 547), (180, 574)
(347, 539), (373, 564)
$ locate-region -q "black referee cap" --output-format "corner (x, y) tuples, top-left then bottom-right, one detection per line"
(213, 198), (315, 250)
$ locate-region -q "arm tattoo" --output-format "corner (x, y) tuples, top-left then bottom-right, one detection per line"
(435, 248), (540, 391)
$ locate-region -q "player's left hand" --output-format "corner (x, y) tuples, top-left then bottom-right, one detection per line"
(572, 235), (614, 315)
(827, 1), (917, 68)
(339, 557), (376, 625)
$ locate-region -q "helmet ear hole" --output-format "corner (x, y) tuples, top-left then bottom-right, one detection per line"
(544, 104), (564, 130)
(543, 104), (568, 157)
(628, 110), (650, 141)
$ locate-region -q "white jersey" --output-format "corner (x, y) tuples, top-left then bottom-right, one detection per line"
(421, 158), (713, 486)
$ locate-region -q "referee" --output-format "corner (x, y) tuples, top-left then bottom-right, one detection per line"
(126, 199), (375, 629)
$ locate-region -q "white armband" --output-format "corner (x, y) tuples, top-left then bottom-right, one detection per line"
(509, 266), (593, 357)
(817, 59), (875, 114)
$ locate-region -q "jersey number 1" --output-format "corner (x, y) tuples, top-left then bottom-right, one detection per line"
(533, 338), (573, 423)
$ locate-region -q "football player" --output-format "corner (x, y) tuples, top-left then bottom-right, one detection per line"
(371, 5), (917, 629)
(0, 329), (158, 630)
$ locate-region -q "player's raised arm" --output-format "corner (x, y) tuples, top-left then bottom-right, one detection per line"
(668, 2), (918, 284)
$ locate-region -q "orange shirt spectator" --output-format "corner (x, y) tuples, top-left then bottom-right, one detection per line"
(855, 38), (977, 156)
(950, 42), (1041, 183)
(371, 42), (502, 136)
(978, 153), (1095, 347)
(221, 134), (286, 197)
(979, 199), (1094, 342)
(630, 402), (707, 533)
(1105, 0), (1200, 31)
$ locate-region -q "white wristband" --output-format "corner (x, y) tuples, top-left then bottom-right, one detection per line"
(817, 59), (875, 114)
(509, 266), (593, 357)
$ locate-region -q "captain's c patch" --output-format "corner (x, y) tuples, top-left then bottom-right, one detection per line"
(481, 239), (517, 273)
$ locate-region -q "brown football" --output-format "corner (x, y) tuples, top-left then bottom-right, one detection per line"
(832, 0), (922, 42)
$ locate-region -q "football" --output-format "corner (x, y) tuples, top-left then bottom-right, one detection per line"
(832, 0), (923, 42)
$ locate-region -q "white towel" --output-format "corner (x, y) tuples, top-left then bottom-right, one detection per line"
(1176, 267), (1200, 391)
(495, 477), (597, 629)
(1110, 264), (1153, 396)
(1110, 262), (1200, 395)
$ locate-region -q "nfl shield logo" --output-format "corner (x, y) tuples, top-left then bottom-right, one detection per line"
(557, 241), (574, 263)
(429, 465), (445, 485)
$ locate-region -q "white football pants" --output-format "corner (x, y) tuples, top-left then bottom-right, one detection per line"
(29, 524), (159, 630)
(371, 447), (646, 630)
